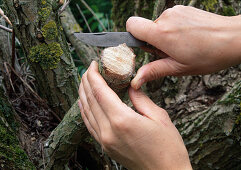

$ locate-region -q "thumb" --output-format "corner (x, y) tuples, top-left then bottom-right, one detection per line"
(126, 16), (159, 46)
(128, 87), (170, 123)
(131, 58), (181, 89)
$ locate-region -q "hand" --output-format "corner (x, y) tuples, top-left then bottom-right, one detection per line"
(78, 61), (192, 170)
(127, 5), (241, 89)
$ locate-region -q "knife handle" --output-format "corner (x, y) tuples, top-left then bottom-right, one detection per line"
(141, 44), (169, 59)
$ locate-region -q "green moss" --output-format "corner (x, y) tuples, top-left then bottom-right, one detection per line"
(29, 42), (63, 69)
(222, 6), (236, 16)
(0, 122), (35, 169)
(0, 88), (16, 130)
(0, 88), (35, 170)
(235, 112), (241, 125)
(41, 20), (58, 40)
(202, 0), (218, 12)
(219, 82), (241, 105)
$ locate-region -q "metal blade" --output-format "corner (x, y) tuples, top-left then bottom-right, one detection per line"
(74, 32), (146, 47)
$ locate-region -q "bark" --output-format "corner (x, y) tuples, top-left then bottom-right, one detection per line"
(44, 100), (88, 170)
(174, 80), (241, 170)
(60, 6), (98, 67)
(0, 83), (35, 170)
(2, 0), (79, 118)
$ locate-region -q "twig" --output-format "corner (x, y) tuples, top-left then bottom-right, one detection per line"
(5, 62), (44, 102)
(188, 0), (198, 6)
(80, 0), (107, 32)
(0, 24), (12, 32)
(218, 0), (223, 8)
(58, 0), (70, 15)
(0, 8), (12, 25)
(3, 62), (15, 92)
(76, 4), (92, 33)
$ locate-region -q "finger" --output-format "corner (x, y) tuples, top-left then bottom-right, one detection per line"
(141, 46), (169, 59)
(87, 61), (128, 118)
(79, 100), (100, 143)
(131, 58), (183, 89)
(79, 82), (101, 137)
(128, 87), (171, 124)
(126, 17), (160, 47)
(82, 70), (111, 132)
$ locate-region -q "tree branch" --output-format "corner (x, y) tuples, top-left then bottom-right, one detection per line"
(60, 6), (98, 67)
(0, 24), (12, 32)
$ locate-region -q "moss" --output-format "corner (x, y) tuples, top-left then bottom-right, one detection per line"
(222, 6), (236, 16)
(0, 88), (16, 130)
(0, 88), (35, 170)
(235, 112), (241, 125)
(202, 0), (218, 12)
(29, 42), (63, 69)
(41, 20), (58, 40)
(0, 122), (35, 169)
(219, 82), (241, 105)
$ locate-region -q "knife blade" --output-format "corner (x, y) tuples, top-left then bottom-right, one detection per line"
(74, 32), (147, 47)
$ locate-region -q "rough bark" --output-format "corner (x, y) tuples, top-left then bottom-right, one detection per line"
(174, 80), (241, 170)
(60, 6), (98, 67)
(0, 83), (35, 170)
(2, 0), (79, 118)
(43, 99), (87, 170)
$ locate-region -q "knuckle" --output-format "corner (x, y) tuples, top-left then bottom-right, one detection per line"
(101, 133), (114, 149)
(148, 63), (162, 80)
(91, 86), (102, 103)
(161, 8), (173, 18)
(83, 105), (91, 115)
(86, 93), (94, 107)
(111, 114), (130, 131)
(173, 5), (185, 10)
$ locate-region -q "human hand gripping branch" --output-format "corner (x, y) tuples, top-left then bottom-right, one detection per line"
(78, 5), (241, 170)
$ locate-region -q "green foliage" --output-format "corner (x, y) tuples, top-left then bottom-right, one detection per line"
(202, 0), (218, 12)
(29, 42), (63, 69)
(70, 0), (113, 32)
(223, 5), (236, 16)
(41, 20), (58, 40)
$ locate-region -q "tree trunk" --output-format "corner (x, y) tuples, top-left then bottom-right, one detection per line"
(0, 83), (35, 170)
(2, 0), (79, 118)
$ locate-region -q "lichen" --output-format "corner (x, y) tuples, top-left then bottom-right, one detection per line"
(41, 20), (58, 40)
(38, 0), (52, 23)
(29, 42), (63, 69)
(38, 7), (51, 23)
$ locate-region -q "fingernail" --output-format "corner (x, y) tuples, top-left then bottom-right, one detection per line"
(131, 75), (144, 89)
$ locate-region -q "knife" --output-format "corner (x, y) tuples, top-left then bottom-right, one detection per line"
(74, 32), (146, 47)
